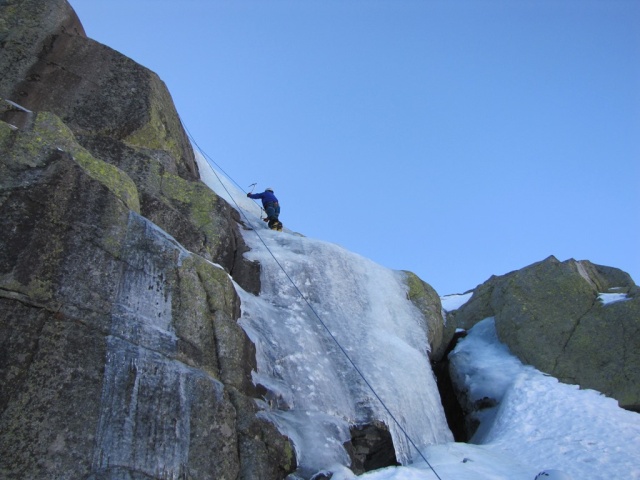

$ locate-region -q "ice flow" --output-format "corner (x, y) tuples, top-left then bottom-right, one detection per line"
(196, 153), (453, 472)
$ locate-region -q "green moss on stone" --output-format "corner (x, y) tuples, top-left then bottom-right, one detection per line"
(174, 255), (213, 322)
(160, 172), (222, 246)
(194, 255), (236, 314)
(283, 440), (294, 471)
(7, 112), (140, 213)
(124, 93), (181, 161)
(8, 111), (72, 165)
(26, 278), (53, 302)
(404, 270), (427, 302)
(401, 270), (453, 359)
(73, 149), (140, 213)
(161, 172), (195, 204)
(0, 277), (52, 303)
(403, 269), (441, 311)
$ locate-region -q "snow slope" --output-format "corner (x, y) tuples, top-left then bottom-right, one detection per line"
(196, 153), (640, 479)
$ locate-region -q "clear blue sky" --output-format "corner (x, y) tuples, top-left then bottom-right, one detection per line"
(70, 0), (639, 295)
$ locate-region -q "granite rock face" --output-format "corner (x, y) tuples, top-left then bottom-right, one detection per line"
(0, 1), (293, 478)
(450, 256), (640, 410)
(1, 0), (261, 286)
(1, 0), (196, 179)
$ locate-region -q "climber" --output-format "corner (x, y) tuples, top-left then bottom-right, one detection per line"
(247, 187), (283, 231)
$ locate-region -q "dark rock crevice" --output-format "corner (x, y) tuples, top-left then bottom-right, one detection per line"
(229, 239), (261, 296)
(432, 330), (468, 442)
(344, 422), (399, 474)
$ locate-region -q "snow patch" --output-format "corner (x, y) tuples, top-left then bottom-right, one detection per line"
(598, 292), (631, 305)
(440, 292), (473, 311)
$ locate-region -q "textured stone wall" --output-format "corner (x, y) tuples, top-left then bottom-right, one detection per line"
(0, 1), (293, 477)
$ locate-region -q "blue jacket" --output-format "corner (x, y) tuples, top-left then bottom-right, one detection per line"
(248, 190), (278, 208)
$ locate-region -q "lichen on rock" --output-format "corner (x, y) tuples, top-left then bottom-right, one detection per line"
(3, 110), (140, 212)
(123, 75), (184, 163)
(402, 270), (453, 360)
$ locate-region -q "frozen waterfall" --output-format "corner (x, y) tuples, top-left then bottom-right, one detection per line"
(196, 153), (453, 473)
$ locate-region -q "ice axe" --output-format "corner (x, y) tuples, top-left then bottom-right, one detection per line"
(247, 183), (266, 218)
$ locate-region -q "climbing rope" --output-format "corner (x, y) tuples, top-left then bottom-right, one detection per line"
(181, 120), (445, 480)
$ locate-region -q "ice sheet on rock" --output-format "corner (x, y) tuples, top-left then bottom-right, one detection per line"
(93, 212), (222, 478)
(236, 234), (453, 470)
(196, 151), (264, 220)
(196, 155), (453, 471)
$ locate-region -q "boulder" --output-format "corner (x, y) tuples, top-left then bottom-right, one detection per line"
(0, 0), (85, 97)
(555, 293), (640, 411)
(74, 134), (261, 292)
(403, 271), (454, 361)
(450, 256), (640, 410)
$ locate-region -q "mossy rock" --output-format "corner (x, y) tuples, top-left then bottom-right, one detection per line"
(402, 270), (451, 360)
(160, 172), (220, 234)
(123, 75), (183, 164)
(2, 111), (140, 212)
(453, 255), (640, 409)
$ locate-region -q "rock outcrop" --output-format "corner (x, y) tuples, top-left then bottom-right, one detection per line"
(449, 256), (640, 410)
(403, 271), (455, 361)
(0, 1), (293, 478)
